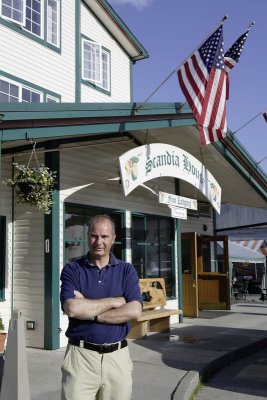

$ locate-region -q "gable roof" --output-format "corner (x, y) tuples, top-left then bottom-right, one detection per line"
(83, 0), (148, 61)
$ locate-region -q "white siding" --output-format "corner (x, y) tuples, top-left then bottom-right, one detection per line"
(0, 158), (13, 331)
(0, 0), (132, 102)
(13, 208), (45, 348)
(81, 2), (131, 102)
(9, 155), (45, 348)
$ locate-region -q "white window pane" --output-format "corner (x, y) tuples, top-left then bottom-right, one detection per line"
(47, 0), (59, 46)
(1, 0), (24, 24)
(25, 0), (41, 37)
(83, 40), (101, 83)
(0, 79), (19, 102)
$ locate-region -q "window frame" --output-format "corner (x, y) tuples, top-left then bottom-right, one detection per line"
(0, 0), (61, 50)
(82, 37), (111, 94)
(47, 0), (60, 47)
(0, 0), (26, 26)
(0, 73), (61, 103)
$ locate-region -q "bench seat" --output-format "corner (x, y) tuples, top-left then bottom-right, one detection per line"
(128, 278), (183, 339)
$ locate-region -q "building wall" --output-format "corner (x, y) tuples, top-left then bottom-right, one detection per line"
(80, 2), (131, 102)
(1, 155), (45, 348)
(0, 1), (76, 101)
(0, 0), (132, 102)
(0, 158), (13, 331)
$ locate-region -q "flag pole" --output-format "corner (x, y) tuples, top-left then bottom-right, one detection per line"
(232, 111), (262, 135)
(256, 155), (267, 166)
(134, 15), (228, 113)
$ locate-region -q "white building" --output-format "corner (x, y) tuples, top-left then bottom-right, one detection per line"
(0, 1), (266, 350)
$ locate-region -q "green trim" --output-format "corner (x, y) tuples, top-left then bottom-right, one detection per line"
(75, 0), (81, 102)
(0, 3), (61, 54)
(0, 70), (61, 101)
(97, 0), (148, 60)
(2, 117), (195, 141)
(214, 139), (267, 201)
(44, 147), (60, 350)
(0, 216), (6, 301)
(176, 219), (183, 322)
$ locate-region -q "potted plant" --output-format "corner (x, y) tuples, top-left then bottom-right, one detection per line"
(3, 163), (57, 214)
(0, 317), (6, 354)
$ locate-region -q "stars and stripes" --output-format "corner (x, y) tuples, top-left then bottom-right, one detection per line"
(177, 25), (227, 145)
(224, 25), (253, 99)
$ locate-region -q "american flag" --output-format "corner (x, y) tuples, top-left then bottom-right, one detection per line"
(177, 25), (227, 145)
(224, 28), (251, 99)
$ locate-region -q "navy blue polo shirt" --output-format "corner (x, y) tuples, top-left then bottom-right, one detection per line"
(60, 252), (143, 344)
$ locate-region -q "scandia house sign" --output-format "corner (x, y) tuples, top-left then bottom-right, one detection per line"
(119, 143), (221, 214)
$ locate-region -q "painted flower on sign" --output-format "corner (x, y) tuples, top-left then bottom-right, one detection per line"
(125, 156), (139, 181)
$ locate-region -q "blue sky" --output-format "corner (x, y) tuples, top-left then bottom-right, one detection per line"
(109, 0), (267, 173)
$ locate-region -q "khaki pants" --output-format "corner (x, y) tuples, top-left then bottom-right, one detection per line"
(61, 344), (133, 400)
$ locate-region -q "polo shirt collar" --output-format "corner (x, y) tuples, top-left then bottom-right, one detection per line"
(86, 251), (118, 268)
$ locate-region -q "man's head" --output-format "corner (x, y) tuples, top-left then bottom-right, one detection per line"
(87, 215), (116, 264)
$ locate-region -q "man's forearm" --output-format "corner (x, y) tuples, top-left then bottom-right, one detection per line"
(97, 301), (142, 324)
(63, 296), (126, 320)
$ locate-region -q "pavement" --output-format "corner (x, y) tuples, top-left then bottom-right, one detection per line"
(4, 295), (267, 399)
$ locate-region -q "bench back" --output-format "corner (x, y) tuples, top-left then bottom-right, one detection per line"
(139, 278), (167, 310)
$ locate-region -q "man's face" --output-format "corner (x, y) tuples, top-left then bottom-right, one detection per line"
(88, 218), (116, 261)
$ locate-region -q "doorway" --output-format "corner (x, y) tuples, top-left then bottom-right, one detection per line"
(182, 233), (230, 316)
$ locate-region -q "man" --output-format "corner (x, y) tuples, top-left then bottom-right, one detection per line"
(60, 214), (143, 400)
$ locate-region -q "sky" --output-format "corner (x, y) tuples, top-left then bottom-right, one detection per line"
(108, 0), (267, 173)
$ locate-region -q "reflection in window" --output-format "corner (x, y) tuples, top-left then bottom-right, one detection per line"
(65, 205), (123, 263)
(132, 214), (174, 298)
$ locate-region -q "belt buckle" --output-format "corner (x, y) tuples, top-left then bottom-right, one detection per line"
(98, 344), (116, 354)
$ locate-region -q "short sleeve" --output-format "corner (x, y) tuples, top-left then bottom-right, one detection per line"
(123, 264), (143, 305)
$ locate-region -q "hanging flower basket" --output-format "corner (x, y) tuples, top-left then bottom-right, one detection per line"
(4, 163), (57, 214)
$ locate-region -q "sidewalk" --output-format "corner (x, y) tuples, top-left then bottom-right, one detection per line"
(25, 297), (267, 400)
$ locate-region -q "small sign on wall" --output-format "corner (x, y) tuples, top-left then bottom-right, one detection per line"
(169, 206), (187, 219)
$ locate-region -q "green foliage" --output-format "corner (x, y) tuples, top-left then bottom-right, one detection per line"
(0, 317), (5, 332)
(3, 163), (57, 214)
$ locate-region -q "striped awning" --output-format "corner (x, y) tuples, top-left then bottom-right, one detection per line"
(234, 240), (267, 257)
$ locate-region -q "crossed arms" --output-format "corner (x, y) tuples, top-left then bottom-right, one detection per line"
(63, 290), (142, 324)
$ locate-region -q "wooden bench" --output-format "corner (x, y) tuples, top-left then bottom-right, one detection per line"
(128, 278), (182, 339)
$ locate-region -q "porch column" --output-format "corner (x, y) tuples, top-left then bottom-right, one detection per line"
(44, 146), (60, 349)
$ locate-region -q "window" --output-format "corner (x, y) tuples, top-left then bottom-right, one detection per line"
(46, 94), (59, 103)
(25, 0), (42, 37)
(1, 0), (25, 25)
(0, 77), (42, 102)
(64, 205), (123, 263)
(82, 38), (111, 92)
(1, 0), (60, 48)
(0, 76), (60, 103)
(132, 214), (175, 298)
(47, 0), (59, 46)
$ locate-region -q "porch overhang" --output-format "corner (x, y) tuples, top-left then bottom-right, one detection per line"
(1, 103), (266, 209)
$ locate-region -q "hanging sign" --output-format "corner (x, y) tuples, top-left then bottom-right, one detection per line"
(169, 206), (187, 219)
(119, 143), (221, 213)
(159, 191), (198, 210)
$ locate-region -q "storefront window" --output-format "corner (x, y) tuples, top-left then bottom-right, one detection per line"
(132, 214), (175, 298)
(64, 205), (123, 263)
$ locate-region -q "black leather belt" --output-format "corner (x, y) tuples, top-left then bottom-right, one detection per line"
(68, 338), (128, 354)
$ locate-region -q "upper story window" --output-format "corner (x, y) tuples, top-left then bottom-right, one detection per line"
(0, 78), (42, 102)
(0, 0), (60, 48)
(0, 75), (60, 102)
(47, 0), (59, 46)
(82, 38), (111, 93)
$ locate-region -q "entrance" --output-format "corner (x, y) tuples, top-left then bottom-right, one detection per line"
(182, 234), (230, 316)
